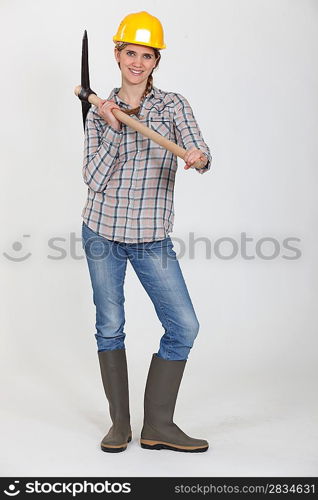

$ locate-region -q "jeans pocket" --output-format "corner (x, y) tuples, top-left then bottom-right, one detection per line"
(82, 222), (101, 253)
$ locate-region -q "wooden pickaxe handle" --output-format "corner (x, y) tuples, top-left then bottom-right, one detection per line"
(74, 85), (206, 170)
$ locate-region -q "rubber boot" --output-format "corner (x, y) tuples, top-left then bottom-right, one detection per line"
(98, 348), (132, 452)
(140, 354), (209, 452)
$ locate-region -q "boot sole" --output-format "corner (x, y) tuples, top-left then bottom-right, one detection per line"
(101, 435), (132, 453)
(140, 439), (208, 453)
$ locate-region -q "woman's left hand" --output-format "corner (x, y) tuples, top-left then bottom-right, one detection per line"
(183, 146), (208, 170)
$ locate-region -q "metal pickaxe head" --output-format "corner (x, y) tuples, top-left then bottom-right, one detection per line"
(77, 30), (96, 130)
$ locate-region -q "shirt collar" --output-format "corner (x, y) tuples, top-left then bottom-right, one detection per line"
(108, 86), (163, 107)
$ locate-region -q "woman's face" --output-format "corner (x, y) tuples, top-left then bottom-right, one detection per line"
(115, 44), (157, 84)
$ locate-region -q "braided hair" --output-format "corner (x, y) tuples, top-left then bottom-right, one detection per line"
(114, 41), (161, 117)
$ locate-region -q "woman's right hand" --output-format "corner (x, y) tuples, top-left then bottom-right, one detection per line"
(97, 99), (122, 131)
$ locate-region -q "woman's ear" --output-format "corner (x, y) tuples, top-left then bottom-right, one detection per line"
(114, 47), (120, 63)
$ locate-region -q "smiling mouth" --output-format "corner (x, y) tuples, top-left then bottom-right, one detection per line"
(129, 68), (144, 75)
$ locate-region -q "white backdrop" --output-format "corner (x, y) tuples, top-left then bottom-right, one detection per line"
(1, 0), (317, 477)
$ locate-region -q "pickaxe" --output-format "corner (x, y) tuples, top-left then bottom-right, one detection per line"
(74, 30), (206, 170)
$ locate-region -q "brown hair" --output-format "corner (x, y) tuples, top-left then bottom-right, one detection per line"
(114, 41), (161, 117)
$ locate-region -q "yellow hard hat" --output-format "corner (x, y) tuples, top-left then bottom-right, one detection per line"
(113, 11), (166, 50)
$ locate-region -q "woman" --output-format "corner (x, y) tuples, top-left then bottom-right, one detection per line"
(81, 11), (212, 453)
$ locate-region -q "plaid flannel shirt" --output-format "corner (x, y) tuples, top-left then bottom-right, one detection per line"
(81, 86), (212, 243)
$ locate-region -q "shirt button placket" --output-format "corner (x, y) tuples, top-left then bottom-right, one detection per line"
(126, 99), (146, 242)
(116, 97), (135, 241)
(126, 130), (138, 241)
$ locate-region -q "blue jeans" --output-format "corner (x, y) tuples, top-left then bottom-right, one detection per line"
(81, 221), (200, 360)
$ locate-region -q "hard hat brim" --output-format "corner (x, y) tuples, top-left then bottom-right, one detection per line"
(113, 37), (166, 50)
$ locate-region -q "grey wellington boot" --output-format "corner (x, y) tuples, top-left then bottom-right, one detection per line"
(98, 349), (132, 452)
(140, 354), (209, 452)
